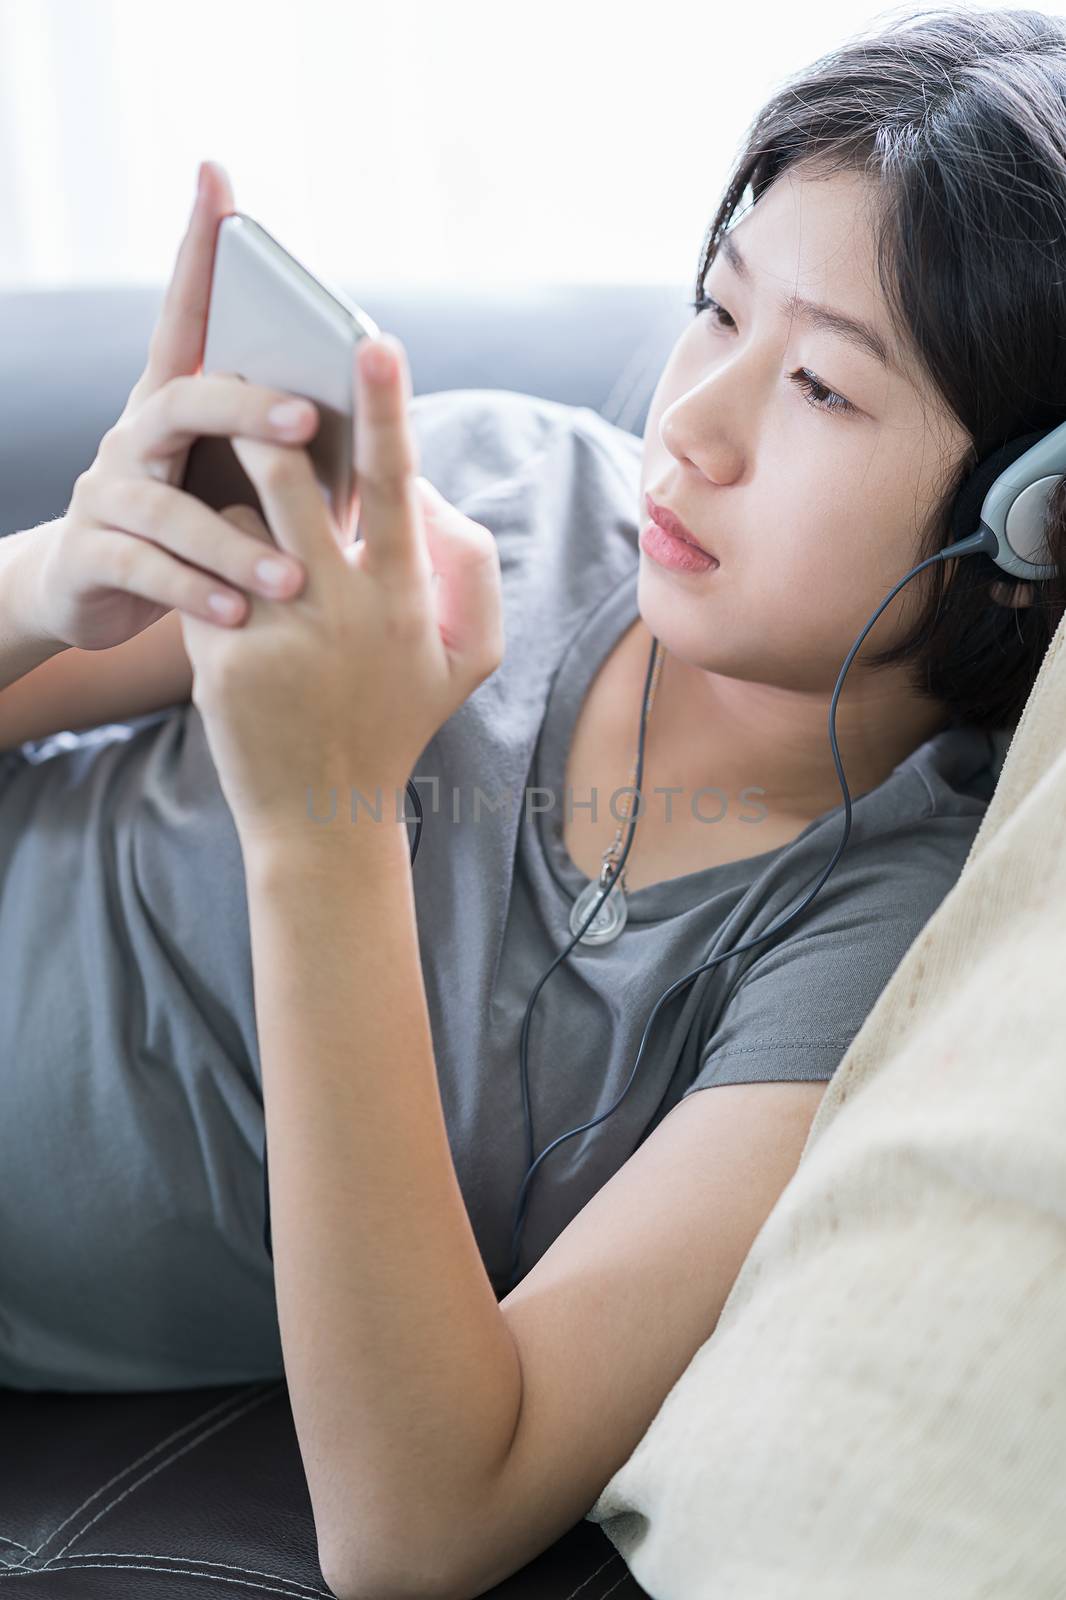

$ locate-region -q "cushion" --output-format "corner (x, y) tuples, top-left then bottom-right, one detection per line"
(585, 610), (1066, 1597)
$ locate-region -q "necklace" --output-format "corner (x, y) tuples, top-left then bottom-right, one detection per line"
(568, 637), (666, 946)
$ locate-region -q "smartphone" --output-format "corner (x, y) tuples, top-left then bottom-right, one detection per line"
(180, 211), (381, 542)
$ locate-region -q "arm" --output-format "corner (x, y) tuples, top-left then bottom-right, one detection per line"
(240, 819), (828, 1600)
(455, 1073), (828, 1600)
(0, 525), (194, 750)
(242, 819), (523, 1600)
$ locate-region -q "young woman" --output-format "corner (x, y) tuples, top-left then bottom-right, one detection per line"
(3, 5), (1066, 1593)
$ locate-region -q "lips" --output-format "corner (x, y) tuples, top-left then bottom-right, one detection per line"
(645, 493), (716, 558)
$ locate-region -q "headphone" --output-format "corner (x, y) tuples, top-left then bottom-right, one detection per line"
(259, 420), (1063, 1297)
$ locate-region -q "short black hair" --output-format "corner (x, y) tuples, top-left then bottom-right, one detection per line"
(695, 3), (1066, 733)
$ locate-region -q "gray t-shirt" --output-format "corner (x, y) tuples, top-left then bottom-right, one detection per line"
(0, 388), (997, 1391)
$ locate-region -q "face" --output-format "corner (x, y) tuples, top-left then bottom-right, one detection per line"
(637, 162), (975, 698)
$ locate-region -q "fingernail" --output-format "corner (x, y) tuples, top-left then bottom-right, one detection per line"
(256, 557), (299, 591)
(363, 339), (394, 383)
(197, 162), (208, 202)
(269, 399), (315, 431)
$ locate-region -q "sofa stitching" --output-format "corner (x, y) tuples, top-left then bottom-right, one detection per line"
(0, 1560), (330, 1595)
(0, 1384), (283, 1571)
(23, 1548), (630, 1600)
(562, 1551), (624, 1600)
(43, 1386), (284, 1567)
(0, 1384), (622, 1595)
(60, 1553), (331, 1593)
(594, 1568), (635, 1600)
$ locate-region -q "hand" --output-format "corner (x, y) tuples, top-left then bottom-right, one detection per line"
(29, 160), (318, 654)
(178, 332), (505, 851)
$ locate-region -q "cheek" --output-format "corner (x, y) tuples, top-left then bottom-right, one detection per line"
(773, 443), (909, 590)
(745, 474), (848, 597)
(735, 506), (892, 654)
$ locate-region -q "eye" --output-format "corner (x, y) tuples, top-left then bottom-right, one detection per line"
(688, 292), (857, 417)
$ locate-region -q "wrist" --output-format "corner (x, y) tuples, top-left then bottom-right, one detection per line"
(0, 521), (70, 689)
(8, 521), (65, 642)
(239, 802), (413, 880)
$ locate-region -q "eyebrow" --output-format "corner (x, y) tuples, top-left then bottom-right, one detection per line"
(716, 231), (899, 376)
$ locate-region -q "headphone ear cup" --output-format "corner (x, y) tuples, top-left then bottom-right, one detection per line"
(947, 429), (1050, 547)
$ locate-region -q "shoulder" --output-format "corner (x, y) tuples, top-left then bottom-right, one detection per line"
(852, 723), (997, 912)
(688, 749), (997, 1096)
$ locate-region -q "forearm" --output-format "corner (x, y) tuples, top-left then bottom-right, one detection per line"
(242, 814), (523, 1598)
(0, 522), (68, 694)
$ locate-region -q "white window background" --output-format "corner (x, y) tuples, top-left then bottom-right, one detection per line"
(0, 0), (1027, 295)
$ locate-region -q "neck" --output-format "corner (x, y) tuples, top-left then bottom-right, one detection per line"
(624, 618), (951, 826)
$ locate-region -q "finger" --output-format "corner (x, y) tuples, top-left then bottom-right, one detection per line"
(135, 161), (236, 401)
(72, 470), (306, 602)
(353, 334), (430, 584)
(74, 524), (251, 627)
(113, 373), (319, 469)
(415, 478), (504, 669)
(229, 434), (343, 569)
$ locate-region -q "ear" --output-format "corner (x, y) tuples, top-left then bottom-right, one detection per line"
(989, 579), (1036, 608)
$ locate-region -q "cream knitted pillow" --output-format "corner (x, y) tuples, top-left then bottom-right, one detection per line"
(586, 611), (1066, 1598)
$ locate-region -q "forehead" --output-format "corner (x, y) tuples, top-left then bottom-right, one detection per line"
(725, 167), (916, 383)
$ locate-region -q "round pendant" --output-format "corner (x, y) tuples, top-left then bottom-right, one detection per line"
(569, 876), (628, 945)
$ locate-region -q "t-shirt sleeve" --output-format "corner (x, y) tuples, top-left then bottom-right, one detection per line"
(682, 843), (974, 1096)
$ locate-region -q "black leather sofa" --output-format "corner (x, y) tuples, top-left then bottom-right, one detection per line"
(0, 279), (691, 1598)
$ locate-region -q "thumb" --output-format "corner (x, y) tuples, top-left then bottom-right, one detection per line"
(414, 477), (504, 673)
(133, 161), (236, 407)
